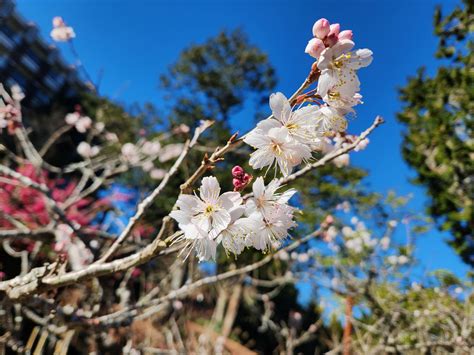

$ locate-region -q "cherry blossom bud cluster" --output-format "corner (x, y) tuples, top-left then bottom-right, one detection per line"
(306, 18), (353, 58)
(170, 176), (296, 261)
(231, 165), (252, 191)
(50, 16), (76, 42)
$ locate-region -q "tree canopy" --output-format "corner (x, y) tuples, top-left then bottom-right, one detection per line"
(397, 0), (474, 265)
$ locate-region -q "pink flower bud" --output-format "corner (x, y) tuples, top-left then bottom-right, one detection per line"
(305, 38), (325, 58)
(338, 30), (353, 41)
(325, 33), (339, 47)
(231, 165), (244, 178)
(233, 178), (243, 189)
(328, 23), (340, 37)
(312, 18), (330, 39)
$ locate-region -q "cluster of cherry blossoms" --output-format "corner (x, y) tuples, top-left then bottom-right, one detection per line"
(120, 140), (183, 179)
(63, 105), (186, 180)
(170, 176), (296, 261)
(244, 18), (372, 177)
(170, 18), (375, 261)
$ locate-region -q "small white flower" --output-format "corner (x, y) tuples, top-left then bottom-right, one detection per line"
(325, 226), (338, 242)
(245, 126), (311, 177)
(379, 236), (390, 250)
(75, 116), (92, 133)
(172, 300), (183, 310)
(345, 237), (363, 253)
(388, 220), (398, 228)
(217, 209), (251, 256)
(150, 168), (166, 180)
(65, 112), (80, 125)
(50, 17), (76, 42)
(77, 142), (99, 158)
(333, 153), (350, 168)
(314, 106), (348, 134)
(121, 143), (140, 165)
(278, 250), (290, 261)
(142, 141), (161, 156)
(354, 137), (370, 151)
(95, 122), (105, 133)
(397, 255), (409, 265)
(11, 85), (25, 102)
(105, 132), (119, 142)
(317, 40), (373, 111)
(170, 176), (242, 261)
(246, 204), (295, 251)
(297, 253), (309, 263)
(159, 143), (184, 162)
(142, 161), (154, 172)
(387, 255), (398, 265)
(245, 177), (296, 218)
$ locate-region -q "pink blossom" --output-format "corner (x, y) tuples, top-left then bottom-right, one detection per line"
(328, 23), (340, 37)
(305, 38), (325, 58)
(338, 30), (353, 41)
(312, 18), (330, 39)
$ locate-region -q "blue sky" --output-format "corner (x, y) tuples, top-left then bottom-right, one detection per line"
(16, 0), (469, 280)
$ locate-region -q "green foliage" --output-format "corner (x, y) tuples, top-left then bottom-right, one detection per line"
(397, 0), (474, 265)
(160, 29), (276, 139)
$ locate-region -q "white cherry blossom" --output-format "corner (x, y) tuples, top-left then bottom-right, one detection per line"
(247, 204), (295, 251)
(317, 40), (373, 111)
(170, 177), (243, 260)
(267, 92), (321, 144)
(245, 177), (296, 218)
(244, 126), (311, 177)
(77, 142), (100, 158)
(314, 106), (348, 134)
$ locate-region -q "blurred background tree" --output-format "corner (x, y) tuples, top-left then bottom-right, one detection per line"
(397, 0), (473, 266)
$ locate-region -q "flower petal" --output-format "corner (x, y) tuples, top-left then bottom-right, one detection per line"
(269, 92), (291, 123)
(199, 176), (220, 204)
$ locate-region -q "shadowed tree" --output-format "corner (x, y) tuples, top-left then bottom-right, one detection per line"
(160, 29), (276, 141)
(397, 0), (473, 265)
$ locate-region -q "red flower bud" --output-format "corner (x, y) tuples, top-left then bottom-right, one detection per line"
(231, 165), (244, 178)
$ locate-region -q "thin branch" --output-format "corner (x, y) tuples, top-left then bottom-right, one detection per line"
(39, 125), (73, 157)
(280, 116), (385, 185)
(93, 228), (323, 325)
